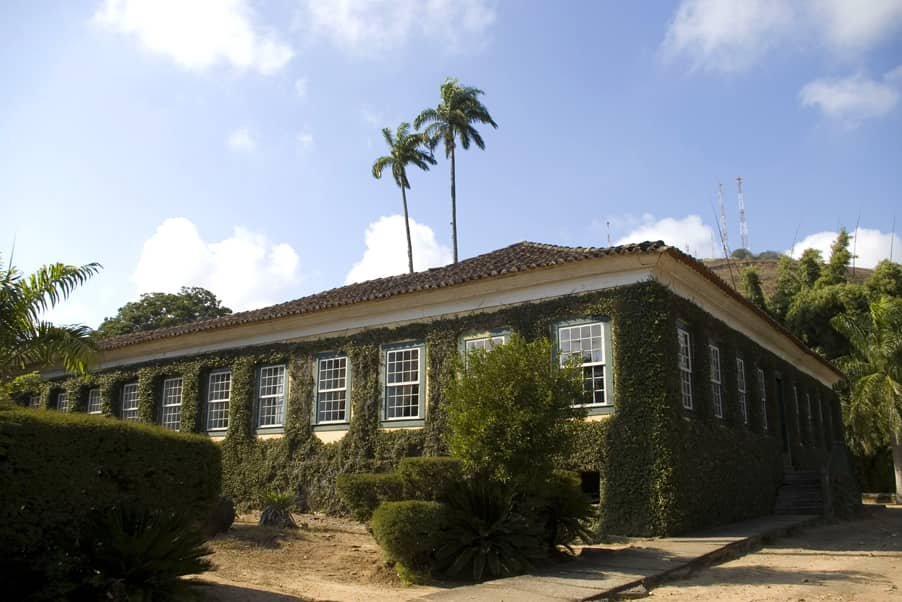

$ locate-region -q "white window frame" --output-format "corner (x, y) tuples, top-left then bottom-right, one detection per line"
(121, 383), (139, 421)
(316, 355), (349, 425)
(736, 358), (748, 425)
(56, 391), (69, 413)
(557, 321), (610, 407)
(29, 394), (41, 409)
(677, 328), (693, 410)
(383, 343), (425, 421)
(256, 365), (287, 429)
(206, 370), (232, 432)
(87, 388), (102, 414)
(464, 332), (509, 355)
(756, 368), (767, 432)
(709, 345), (723, 419)
(160, 377), (183, 431)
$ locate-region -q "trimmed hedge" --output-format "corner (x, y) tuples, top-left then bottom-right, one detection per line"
(336, 472), (404, 521)
(371, 500), (448, 581)
(397, 456), (464, 501)
(0, 406), (221, 597)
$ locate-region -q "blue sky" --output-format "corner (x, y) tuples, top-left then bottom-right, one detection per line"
(2, 0), (901, 327)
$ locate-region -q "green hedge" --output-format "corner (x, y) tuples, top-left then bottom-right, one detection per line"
(371, 500), (448, 582)
(0, 406), (221, 596)
(397, 456), (464, 501)
(336, 472), (404, 521)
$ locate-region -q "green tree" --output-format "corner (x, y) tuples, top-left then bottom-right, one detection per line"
(98, 286), (231, 337)
(785, 283), (869, 360)
(798, 248), (824, 288)
(740, 267), (767, 311)
(866, 260), (902, 299)
(819, 228), (852, 287)
(731, 248), (753, 260)
(372, 123), (436, 274)
(0, 254), (100, 381)
(414, 77), (497, 264)
(444, 334), (584, 488)
(831, 297), (902, 501)
(769, 255), (800, 322)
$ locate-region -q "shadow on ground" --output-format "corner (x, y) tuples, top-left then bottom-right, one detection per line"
(213, 523), (305, 550)
(198, 581), (309, 601)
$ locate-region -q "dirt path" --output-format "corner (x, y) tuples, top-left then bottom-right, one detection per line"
(649, 506), (902, 601)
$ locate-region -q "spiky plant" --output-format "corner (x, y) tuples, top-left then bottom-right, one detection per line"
(414, 78), (497, 264)
(259, 490), (298, 529)
(371, 123), (436, 274)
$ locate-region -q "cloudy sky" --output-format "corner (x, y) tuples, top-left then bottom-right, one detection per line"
(2, 0), (901, 327)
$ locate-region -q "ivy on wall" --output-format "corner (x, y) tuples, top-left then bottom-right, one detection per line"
(25, 280), (846, 535)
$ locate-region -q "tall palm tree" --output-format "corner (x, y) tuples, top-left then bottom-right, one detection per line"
(415, 78), (497, 264)
(372, 123), (436, 274)
(832, 297), (902, 501)
(0, 253), (101, 381)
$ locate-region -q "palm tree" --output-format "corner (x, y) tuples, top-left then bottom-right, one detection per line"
(0, 253), (101, 381)
(372, 123), (436, 274)
(415, 78), (497, 264)
(831, 297), (902, 502)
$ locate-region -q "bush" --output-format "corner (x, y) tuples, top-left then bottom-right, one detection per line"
(435, 479), (544, 582)
(205, 496), (236, 537)
(0, 406), (221, 599)
(530, 471), (595, 552)
(371, 500), (448, 583)
(75, 504), (213, 601)
(336, 472), (404, 521)
(397, 456), (464, 501)
(259, 490), (298, 528)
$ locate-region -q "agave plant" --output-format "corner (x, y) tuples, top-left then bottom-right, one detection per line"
(435, 479), (544, 581)
(259, 490), (297, 529)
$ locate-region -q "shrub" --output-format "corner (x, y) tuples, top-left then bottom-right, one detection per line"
(445, 334), (585, 487)
(205, 496), (236, 537)
(259, 490), (298, 528)
(435, 479), (544, 582)
(529, 470), (595, 553)
(336, 472), (404, 522)
(371, 500), (448, 583)
(397, 456), (463, 501)
(0, 407), (221, 599)
(75, 504), (213, 601)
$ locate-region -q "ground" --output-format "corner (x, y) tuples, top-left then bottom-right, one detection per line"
(649, 505), (902, 601)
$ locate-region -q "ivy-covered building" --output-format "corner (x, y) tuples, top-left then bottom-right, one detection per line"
(30, 241), (848, 535)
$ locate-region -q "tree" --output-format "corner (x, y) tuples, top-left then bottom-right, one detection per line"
(866, 260), (902, 299)
(769, 255), (800, 322)
(444, 334), (584, 488)
(98, 287), (231, 337)
(740, 267), (767, 311)
(785, 283), (869, 360)
(820, 228), (852, 287)
(372, 123), (436, 274)
(414, 78), (497, 264)
(831, 297), (902, 502)
(798, 248), (824, 289)
(0, 254), (100, 381)
(731, 248), (754, 260)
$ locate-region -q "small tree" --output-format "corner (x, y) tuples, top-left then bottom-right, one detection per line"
(821, 228), (852, 286)
(866, 260), (902, 299)
(770, 255), (800, 322)
(798, 248), (824, 289)
(98, 286), (231, 337)
(740, 267), (767, 311)
(444, 334), (585, 488)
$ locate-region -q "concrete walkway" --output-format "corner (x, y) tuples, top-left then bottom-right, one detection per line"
(420, 514), (817, 601)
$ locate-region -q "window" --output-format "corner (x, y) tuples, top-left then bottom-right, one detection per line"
(316, 356), (348, 424)
(558, 322), (608, 406)
(121, 383), (139, 421)
(385, 345), (423, 420)
(206, 371), (231, 431)
(736, 358), (748, 424)
(161, 378), (182, 431)
(87, 388), (102, 414)
(709, 345), (723, 418)
(256, 365), (286, 428)
(465, 333), (508, 355)
(757, 368), (767, 431)
(29, 395), (41, 409)
(792, 385), (801, 441)
(677, 328), (693, 410)
(56, 391), (69, 413)
(806, 392), (814, 446)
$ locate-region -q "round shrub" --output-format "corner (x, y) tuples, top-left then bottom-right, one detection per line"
(336, 472), (404, 522)
(371, 500), (448, 582)
(205, 496), (236, 537)
(397, 456), (463, 501)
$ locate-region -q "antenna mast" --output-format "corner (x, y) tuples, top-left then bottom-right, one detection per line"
(718, 182), (729, 258)
(737, 176), (749, 250)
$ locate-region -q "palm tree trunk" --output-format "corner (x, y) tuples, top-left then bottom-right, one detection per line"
(892, 432), (902, 504)
(401, 186), (414, 274)
(450, 145), (458, 264)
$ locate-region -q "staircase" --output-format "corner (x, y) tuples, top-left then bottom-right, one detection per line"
(774, 471), (825, 515)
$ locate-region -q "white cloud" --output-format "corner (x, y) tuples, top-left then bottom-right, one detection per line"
(790, 227), (902, 269)
(294, 77), (309, 98)
(345, 215), (452, 284)
(133, 217), (301, 311)
(227, 127), (256, 152)
(661, 0), (902, 72)
(614, 214), (716, 258)
(800, 66), (902, 124)
(301, 0), (495, 55)
(93, 0), (293, 75)
(297, 130), (314, 148)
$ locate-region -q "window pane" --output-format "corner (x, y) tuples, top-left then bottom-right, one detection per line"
(257, 366), (285, 427)
(161, 378), (182, 431)
(121, 383), (139, 421)
(386, 347), (422, 419)
(317, 356), (347, 423)
(206, 371), (231, 430)
(87, 388), (102, 414)
(57, 392), (69, 413)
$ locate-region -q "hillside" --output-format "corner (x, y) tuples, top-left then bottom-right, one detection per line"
(702, 258), (873, 298)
